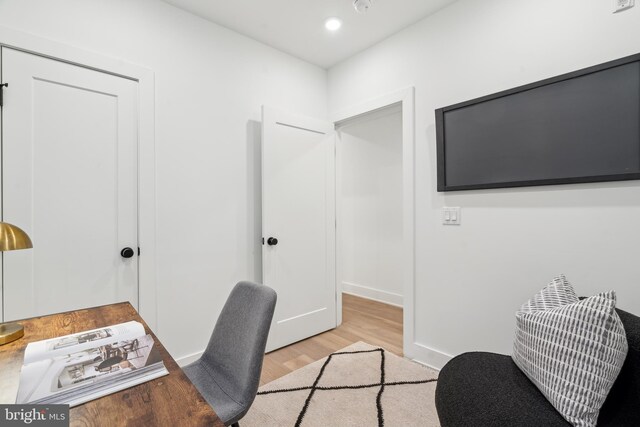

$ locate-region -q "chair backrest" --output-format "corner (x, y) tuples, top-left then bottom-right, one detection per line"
(598, 307), (640, 425)
(201, 281), (277, 407)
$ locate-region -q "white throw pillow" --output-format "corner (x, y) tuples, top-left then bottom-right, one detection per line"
(512, 275), (628, 427)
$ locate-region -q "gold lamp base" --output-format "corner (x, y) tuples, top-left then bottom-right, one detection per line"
(0, 322), (24, 345)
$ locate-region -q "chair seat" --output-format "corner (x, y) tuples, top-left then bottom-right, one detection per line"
(435, 352), (570, 427)
(183, 360), (245, 425)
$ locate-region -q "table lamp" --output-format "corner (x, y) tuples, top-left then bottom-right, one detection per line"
(0, 222), (33, 345)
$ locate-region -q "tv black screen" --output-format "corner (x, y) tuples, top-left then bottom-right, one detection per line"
(435, 54), (640, 191)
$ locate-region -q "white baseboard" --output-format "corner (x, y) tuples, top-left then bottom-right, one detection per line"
(176, 349), (204, 367)
(342, 281), (403, 307)
(408, 342), (453, 371)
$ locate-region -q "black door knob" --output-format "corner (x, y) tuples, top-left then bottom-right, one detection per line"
(121, 247), (135, 258)
(267, 237), (278, 246)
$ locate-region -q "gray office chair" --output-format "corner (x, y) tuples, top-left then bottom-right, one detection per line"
(183, 281), (277, 427)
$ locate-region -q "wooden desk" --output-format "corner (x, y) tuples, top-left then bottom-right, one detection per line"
(0, 302), (224, 427)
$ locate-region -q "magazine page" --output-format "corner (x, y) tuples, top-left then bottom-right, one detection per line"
(57, 368), (168, 407)
(17, 334), (163, 405)
(23, 321), (146, 365)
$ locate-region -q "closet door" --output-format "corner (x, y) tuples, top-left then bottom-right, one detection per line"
(1, 47), (139, 321)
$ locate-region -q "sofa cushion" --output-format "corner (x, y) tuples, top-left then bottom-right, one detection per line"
(435, 352), (570, 427)
(512, 276), (628, 427)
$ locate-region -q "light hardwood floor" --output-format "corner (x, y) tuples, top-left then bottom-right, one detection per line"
(259, 293), (403, 385)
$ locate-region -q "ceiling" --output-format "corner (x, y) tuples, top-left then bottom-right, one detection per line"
(162, 0), (458, 69)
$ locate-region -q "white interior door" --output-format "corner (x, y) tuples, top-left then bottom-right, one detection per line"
(1, 47), (139, 321)
(262, 107), (336, 351)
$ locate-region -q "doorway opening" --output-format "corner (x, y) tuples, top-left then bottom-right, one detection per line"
(261, 88), (415, 359)
(259, 89), (414, 377)
(336, 103), (404, 354)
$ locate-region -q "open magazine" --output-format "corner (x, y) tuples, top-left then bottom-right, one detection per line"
(16, 321), (169, 407)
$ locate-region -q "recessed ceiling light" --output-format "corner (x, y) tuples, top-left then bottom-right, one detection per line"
(325, 18), (342, 32)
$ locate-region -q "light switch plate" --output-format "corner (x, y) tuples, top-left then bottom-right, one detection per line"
(442, 207), (461, 225)
(614, 0), (635, 13)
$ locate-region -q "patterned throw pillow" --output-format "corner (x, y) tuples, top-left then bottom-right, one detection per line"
(512, 275), (628, 427)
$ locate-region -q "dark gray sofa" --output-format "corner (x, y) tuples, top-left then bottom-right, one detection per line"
(435, 308), (640, 426)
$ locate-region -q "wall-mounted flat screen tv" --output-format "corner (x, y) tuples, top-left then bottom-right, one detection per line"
(435, 53), (640, 191)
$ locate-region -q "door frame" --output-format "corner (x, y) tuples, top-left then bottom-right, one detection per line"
(331, 87), (417, 360)
(0, 26), (158, 329)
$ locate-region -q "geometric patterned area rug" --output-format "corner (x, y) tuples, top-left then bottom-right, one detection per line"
(242, 342), (440, 426)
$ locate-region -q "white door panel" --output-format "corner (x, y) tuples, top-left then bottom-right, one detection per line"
(262, 107), (336, 351)
(2, 48), (138, 321)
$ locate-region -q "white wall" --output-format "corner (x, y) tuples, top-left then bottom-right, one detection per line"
(0, 0), (327, 362)
(4, 0), (639, 371)
(338, 106), (403, 306)
(329, 0), (640, 367)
